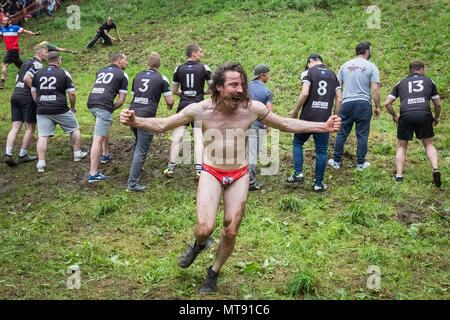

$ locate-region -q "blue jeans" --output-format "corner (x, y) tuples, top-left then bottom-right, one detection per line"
(293, 132), (329, 185)
(332, 100), (372, 165)
(127, 128), (154, 188)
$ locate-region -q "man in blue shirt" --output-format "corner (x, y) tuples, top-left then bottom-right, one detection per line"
(247, 64), (274, 191)
(328, 42), (381, 171)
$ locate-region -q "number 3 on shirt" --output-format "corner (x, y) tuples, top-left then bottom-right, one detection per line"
(408, 80), (423, 93)
(139, 79), (150, 92)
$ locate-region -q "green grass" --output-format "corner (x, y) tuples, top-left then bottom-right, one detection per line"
(0, 0), (449, 300)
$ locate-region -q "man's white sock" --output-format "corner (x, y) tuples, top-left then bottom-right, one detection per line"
(19, 149), (28, 157)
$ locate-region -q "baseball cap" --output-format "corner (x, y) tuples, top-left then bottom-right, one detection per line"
(252, 64), (270, 81)
(304, 53), (323, 70)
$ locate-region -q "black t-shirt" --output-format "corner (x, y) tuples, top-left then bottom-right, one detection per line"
(12, 57), (43, 99)
(300, 64), (340, 122)
(389, 73), (439, 116)
(129, 69), (171, 118)
(172, 60), (212, 109)
(32, 65), (75, 115)
(87, 64), (129, 113)
(98, 21), (116, 33)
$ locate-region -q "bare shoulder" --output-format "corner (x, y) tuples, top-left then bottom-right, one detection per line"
(182, 99), (214, 119)
(249, 100), (269, 117)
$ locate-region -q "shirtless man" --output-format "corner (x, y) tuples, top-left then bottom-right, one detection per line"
(120, 62), (341, 294)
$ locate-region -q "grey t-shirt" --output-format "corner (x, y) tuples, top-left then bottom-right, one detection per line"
(338, 57), (380, 105)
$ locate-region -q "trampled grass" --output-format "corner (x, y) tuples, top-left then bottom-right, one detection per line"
(0, 0), (449, 300)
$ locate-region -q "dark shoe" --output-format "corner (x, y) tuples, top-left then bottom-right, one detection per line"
(249, 183), (262, 191)
(178, 237), (214, 268)
(101, 154), (113, 164)
(392, 175), (403, 183)
(18, 155), (38, 163)
(126, 184), (147, 192)
(199, 266), (219, 294)
(4, 155), (17, 167)
(0, 82), (4, 90)
(433, 169), (441, 188)
(286, 172), (304, 183)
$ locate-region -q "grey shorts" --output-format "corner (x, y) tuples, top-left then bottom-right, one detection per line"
(37, 111), (79, 137)
(89, 107), (113, 137)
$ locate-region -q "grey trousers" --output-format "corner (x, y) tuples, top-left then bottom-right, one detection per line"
(127, 128), (154, 188)
(247, 123), (265, 187)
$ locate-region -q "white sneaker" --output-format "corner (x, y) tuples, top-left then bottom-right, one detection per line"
(357, 162), (370, 171)
(74, 151), (88, 162)
(328, 159), (340, 169)
(36, 163), (45, 172)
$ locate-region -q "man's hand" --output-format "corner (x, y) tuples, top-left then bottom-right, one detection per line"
(35, 31), (41, 35)
(326, 115), (341, 132)
(288, 110), (298, 119)
(373, 107), (381, 118)
(111, 37), (117, 41)
(392, 115), (398, 127)
(120, 109), (135, 127)
(71, 106), (77, 113)
(434, 117), (439, 127)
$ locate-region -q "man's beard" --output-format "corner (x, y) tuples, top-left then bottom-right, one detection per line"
(217, 93), (246, 112)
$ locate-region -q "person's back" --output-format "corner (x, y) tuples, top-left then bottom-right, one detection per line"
(338, 56), (379, 104)
(130, 69), (171, 118)
(87, 64), (129, 112)
(32, 65), (74, 115)
(300, 63), (340, 122)
(173, 60), (212, 110)
(329, 41), (381, 170)
(12, 56), (42, 98)
(390, 73), (438, 116)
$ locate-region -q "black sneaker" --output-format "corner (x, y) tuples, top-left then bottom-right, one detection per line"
(4, 155), (17, 167)
(199, 266), (219, 294)
(433, 169), (441, 188)
(392, 175), (403, 183)
(18, 155), (38, 163)
(286, 172), (304, 183)
(178, 237), (214, 268)
(249, 183), (262, 191)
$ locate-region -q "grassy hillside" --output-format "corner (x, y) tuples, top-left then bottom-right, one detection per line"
(0, 0), (448, 300)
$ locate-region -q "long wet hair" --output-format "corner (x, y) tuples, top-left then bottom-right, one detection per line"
(211, 62), (251, 108)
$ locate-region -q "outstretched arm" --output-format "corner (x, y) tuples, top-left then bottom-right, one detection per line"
(23, 29), (40, 36)
(257, 101), (341, 133)
(120, 102), (198, 133)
